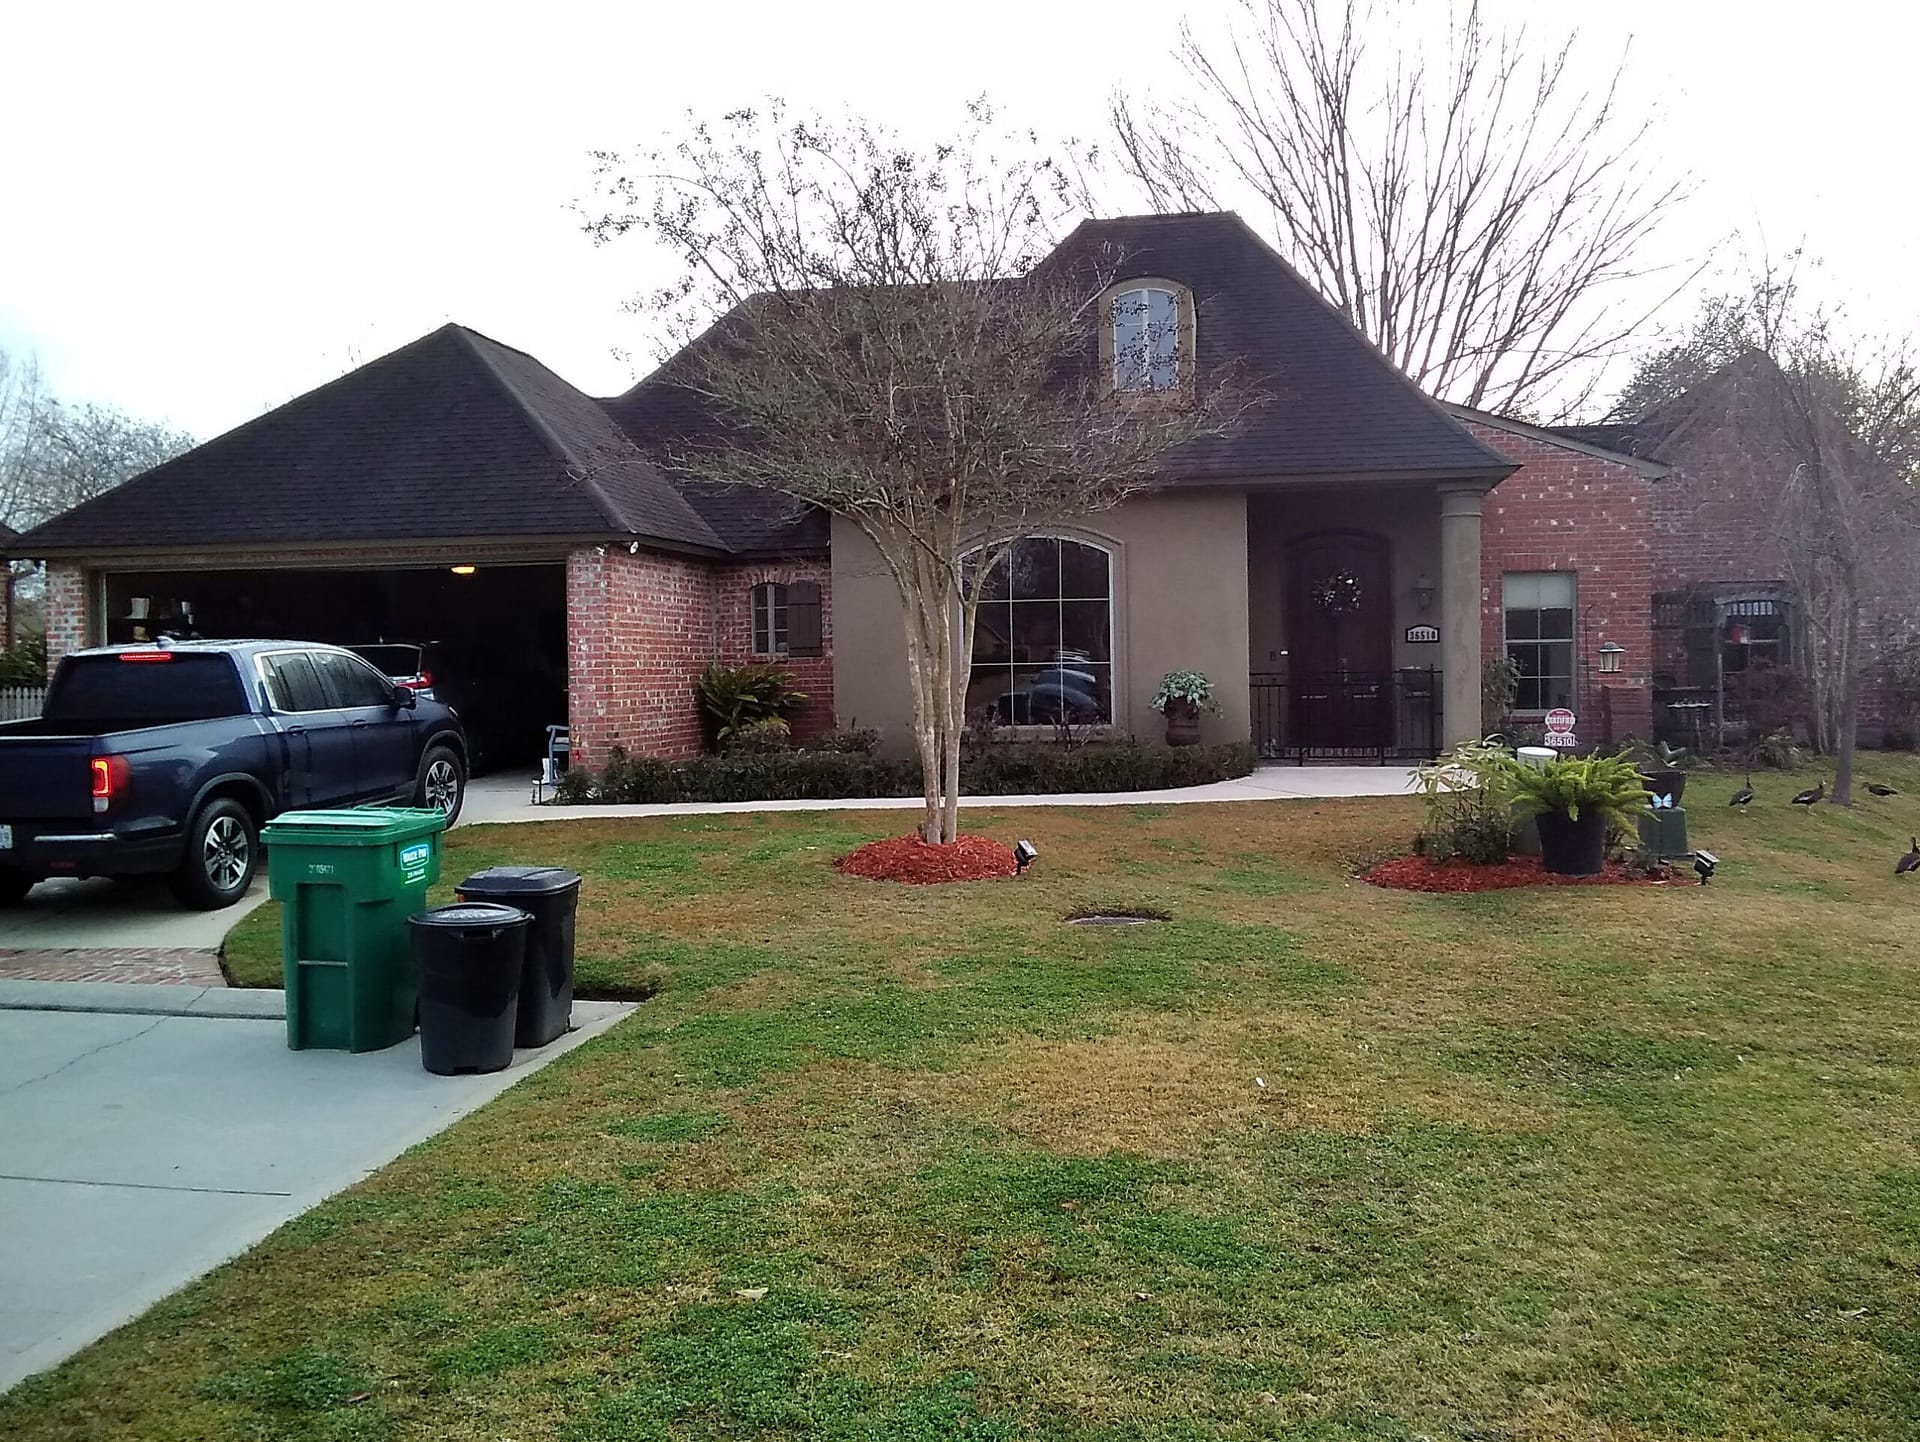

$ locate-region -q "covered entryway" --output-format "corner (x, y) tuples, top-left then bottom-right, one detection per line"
(97, 562), (566, 772)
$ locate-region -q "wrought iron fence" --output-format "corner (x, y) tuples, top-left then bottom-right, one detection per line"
(1250, 668), (1442, 764)
(0, 686), (45, 721)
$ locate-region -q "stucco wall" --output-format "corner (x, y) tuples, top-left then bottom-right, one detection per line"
(831, 492), (1251, 754)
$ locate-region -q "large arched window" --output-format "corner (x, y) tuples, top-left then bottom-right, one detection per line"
(965, 536), (1113, 724)
(1110, 284), (1183, 392)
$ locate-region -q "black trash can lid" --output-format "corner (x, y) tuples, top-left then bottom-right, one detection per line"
(409, 902), (531, 930)
(456, 865), (582, 897)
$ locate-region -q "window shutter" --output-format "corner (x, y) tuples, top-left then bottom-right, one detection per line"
(787, 581), (823, 657)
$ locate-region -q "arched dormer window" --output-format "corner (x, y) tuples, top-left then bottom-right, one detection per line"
(963, 536), (1114, 725)
(1105, 281), (1194, 394)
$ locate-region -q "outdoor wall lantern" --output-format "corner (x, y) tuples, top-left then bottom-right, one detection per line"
(1598, 640), (1626, 674)
(1412, 571), (1436, 612)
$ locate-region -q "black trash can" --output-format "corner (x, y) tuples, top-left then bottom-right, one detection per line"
(455, 866), (581, 1048)
(409, 903), (530, 1075)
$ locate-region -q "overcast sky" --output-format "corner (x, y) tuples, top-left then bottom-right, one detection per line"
(4, 0), (1915, 440)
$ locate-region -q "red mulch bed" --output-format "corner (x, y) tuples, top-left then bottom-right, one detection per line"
(1365, 853), (1679, 893)
(835, 834), (1020, 885)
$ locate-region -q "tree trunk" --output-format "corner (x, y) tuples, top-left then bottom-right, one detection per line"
(1832, 601), (1863, 806)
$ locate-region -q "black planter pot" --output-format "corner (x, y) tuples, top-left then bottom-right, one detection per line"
(1535, 806), (1609, 877)
(1639, 768), (1687, 804)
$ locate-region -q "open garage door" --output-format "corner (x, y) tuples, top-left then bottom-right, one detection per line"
(99, 563), (566, 774)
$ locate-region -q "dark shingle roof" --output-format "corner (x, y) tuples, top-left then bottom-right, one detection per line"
(1050, 213), (1514, 482)
(21, 325), (726, 556)
(600, 348), (828, 554)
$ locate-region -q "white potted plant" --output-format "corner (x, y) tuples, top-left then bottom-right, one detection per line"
(1150, 670), (1219, 746)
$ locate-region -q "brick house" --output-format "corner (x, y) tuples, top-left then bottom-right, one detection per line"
(1555, 352), (1909, 746)
(15, 210), (1684, 767)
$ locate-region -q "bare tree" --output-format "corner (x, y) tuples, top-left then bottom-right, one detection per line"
(587, 104), (1250, 843)
(0, 345), (194, 646)
(1721, 342), (1920, 804)
(1109, 0), (1692, 418)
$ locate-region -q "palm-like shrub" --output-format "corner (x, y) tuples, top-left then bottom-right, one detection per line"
(696, 662), (807, 752)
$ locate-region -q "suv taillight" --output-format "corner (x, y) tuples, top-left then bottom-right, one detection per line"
(91, 755), (131, 813)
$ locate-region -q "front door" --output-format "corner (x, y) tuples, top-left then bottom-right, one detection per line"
(1284, 531), (1394, 752)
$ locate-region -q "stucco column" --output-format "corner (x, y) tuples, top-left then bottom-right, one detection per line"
(1438, 485), (1486, 748)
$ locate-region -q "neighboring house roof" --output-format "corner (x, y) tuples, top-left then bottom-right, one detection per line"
(0, 522), (17, 550)
(20, 325), (728, 558)
(1554, 352), (1794, 464)
(1050, 212), (1514, 483)
(1445, 403), (1672, 479)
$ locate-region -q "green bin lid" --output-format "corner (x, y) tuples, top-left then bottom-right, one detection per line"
(262, 807), (448, 846)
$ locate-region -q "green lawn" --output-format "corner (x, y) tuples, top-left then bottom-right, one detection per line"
(9, 764), (1920, 1440)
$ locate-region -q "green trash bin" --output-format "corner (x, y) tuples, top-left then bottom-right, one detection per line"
(261, 808), (448, 1052)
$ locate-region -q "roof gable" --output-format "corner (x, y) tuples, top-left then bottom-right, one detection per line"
(1050, 212), (1513, 481)
(22, 325), (724, 556)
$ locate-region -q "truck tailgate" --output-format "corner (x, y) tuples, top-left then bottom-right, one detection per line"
(0, 735), (97, 821)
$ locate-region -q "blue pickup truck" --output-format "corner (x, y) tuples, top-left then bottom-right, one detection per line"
(0, 640), (469, 910)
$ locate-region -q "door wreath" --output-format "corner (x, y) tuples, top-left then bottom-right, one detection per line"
(1312, 568), (1363, 617)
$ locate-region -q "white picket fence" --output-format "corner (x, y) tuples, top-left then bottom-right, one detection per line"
(0, 685), (45, 721)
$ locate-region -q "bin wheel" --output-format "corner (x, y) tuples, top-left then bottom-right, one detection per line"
(417, 746), (466, 824)
(0, 871), (36, 907)
(170, 799), (259, 910)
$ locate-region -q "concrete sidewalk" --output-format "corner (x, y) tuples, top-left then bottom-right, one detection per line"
(460, 763), (1417, 826)
(0, 982), (633, 1394)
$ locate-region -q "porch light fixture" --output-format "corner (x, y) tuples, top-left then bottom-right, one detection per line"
(1598, 640), (1626, 674)
(450, 565), (477, 576)
(1412, 571), (1435, 612)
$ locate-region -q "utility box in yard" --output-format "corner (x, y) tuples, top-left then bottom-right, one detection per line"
(261, 808), (447, 1051)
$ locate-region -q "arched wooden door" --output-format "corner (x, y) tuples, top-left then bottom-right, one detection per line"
(1285, 530), (1393, 752)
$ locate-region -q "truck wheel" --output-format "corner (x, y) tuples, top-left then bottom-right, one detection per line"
(0, 871), (36, 907)
(170, 799), (259, 911)
(416, 746), (465, 825)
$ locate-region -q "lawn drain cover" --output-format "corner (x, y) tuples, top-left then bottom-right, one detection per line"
(1066, 910), (1168, 926)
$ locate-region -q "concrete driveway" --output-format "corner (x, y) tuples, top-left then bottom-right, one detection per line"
(0, 982), (633, 1394)
(0, 876), (269, 952)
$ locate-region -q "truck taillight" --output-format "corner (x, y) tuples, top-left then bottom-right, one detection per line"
(91, 755), (131, 813)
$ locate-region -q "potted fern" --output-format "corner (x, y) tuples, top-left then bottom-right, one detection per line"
(1500, 752), (1648, 876)
(1149, 670), (1218, 746)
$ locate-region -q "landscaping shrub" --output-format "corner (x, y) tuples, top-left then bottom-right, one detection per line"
(1411, 738), (1517, 863)
(724, 718), (792, 754)
(695, 662), (806, 751)
(554, 739), (1255, 805)
(0, 633), (47, 687)
(963, 740), (1254, 795)
(806, 725), (881, 755)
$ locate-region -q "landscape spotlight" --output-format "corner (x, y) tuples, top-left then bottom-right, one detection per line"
(1014, 839), (1038, 874)
(1693, 849), (1719, 884)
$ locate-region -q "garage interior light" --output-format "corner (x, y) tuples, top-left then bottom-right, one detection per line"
(450, 565), (477, 576)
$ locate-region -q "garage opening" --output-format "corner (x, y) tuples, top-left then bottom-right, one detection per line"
(100, 564), (566, 774)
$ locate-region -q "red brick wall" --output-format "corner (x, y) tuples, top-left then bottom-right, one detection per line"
(1467, 421), (1655, 742)
(566, 546), (716, 768)
(713, 559), (836, 740)
(43, 562), (90, 674)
